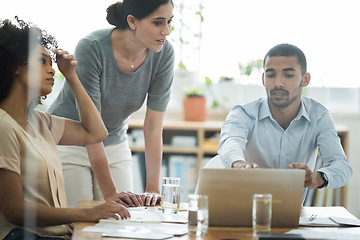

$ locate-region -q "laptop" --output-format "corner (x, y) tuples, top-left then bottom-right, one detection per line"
(196, 168), (305, 227)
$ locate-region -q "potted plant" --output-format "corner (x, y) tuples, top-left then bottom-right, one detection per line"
(183, 86), (206, 121)
(170, 1), (205, 110)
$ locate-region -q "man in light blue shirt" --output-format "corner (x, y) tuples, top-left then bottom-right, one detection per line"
(218, 43), (352, 191)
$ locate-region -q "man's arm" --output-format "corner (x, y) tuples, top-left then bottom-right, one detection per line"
(232, 160), (259, 169)
(218, 106), (252, 168)
(289, 163), (325, 188)
(291, 111), (352, 188)
(316, 112), (352, 188)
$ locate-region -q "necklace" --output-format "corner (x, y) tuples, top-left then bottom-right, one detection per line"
(125, 49), (147, 69)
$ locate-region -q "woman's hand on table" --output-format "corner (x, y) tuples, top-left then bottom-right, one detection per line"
(141, 192), (161, 207)
(105, 191), (143, 207)
(86, 201), (130, 221)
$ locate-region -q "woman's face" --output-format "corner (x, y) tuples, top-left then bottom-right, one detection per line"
(20, 45), (55, 97)
(133, 2), (174, 52)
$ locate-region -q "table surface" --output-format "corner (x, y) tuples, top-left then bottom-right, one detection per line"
(72, 201), (359, 240)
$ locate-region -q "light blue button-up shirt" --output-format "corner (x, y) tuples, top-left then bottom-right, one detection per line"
(218, 96), (352, 189)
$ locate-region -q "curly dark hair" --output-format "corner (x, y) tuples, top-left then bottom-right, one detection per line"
(0, 16), (58, 104)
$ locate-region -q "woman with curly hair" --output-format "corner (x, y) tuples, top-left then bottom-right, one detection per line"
(0, 17), (130, 240)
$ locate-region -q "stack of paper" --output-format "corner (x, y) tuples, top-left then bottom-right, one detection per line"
(82, 207), (188, 239)
(101, 210), (162, 224)
(83, 222), (187, 239)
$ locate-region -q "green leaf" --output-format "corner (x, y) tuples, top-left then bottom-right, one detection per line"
(238, 59), (264, 76)
(205, 76), (213, 86)
(186, 88), (203, 97)
(211, 100), (219, 108)
(178, 61), (186, 69)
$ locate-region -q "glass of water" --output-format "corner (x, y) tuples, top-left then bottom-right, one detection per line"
(161, 177), (180, 214)
(252, 193), (272, 233)
(188, 194), (209, 236)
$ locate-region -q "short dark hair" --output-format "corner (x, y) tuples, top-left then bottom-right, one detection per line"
(106, 0), (173, 30)
(0, 17), (57, 103)
(263, 43), (307, 75)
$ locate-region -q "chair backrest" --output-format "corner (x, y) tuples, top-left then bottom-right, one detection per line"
(195, 155), (224, 193)
(203, 155), (224, 169)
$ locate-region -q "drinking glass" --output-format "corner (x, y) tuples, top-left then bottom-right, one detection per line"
(188, 194), (209, 236)
(161, 177), (180, 214)
(252, 193), (272, 233)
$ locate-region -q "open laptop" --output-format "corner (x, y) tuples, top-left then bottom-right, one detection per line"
(196, 168), (305, 227)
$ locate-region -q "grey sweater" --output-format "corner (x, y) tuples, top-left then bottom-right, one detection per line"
(48, 28), (175, 146)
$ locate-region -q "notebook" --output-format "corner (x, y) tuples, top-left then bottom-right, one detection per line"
(196, 168), (305, 227)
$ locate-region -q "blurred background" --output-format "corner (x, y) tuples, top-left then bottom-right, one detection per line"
(2, 0), (359, 217)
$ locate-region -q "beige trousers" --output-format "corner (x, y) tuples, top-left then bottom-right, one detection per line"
(57, 141), (133, 208)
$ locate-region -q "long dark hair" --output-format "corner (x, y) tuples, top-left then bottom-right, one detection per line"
(106, 0), (173, 30)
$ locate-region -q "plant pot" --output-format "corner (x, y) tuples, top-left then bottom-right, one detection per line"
(183, 96), (206, 121)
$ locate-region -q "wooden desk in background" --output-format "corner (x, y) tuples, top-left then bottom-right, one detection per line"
(71, 201), (359, 240)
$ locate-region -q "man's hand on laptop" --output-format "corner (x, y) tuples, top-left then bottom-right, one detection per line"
(289, 163), (325, 189)
(232, 160), (259, 169)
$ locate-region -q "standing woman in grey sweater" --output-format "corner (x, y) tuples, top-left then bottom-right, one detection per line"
(48, 0), (175, 207)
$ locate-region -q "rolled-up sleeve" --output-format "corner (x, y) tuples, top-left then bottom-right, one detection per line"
(316, 111), (352, 188)
(218, 105), (252, 168)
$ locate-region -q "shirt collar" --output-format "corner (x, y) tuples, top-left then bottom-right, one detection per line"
(296, 97), (311, 122)
(258, 97), (272, 121)
(259, 96), (311, 122)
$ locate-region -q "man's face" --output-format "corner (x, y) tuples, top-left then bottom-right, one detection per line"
(262, 56), (310, 109)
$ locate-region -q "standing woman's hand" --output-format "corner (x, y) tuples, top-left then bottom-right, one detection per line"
(141, 192), (161, 207)
(107, 191), (144, 207)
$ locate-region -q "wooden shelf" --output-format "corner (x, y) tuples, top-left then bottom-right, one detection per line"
(128, 119), (222, 174)
(128, 119), (223, 131)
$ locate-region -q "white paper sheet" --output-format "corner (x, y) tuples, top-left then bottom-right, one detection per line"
(83, 222), (188, 238)
(330, 216), (360, 227)
(299, 217), (339, 227)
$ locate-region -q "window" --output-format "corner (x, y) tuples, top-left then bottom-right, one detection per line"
(3, 0), (360, 87)
(198, 0), (360, 87)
